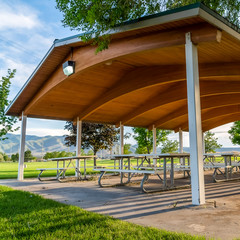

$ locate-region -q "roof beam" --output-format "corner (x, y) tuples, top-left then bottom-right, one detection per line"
(175, 105), (240, 131)
(169, 94), (240, 131)
(23, 23), (220, 116)
(117, 80), (240, 126)
(75, 65), (186, 121)
(202, 113), (240, 131)
(77, 61), (240, 121)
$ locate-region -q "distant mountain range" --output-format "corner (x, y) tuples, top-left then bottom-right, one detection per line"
(1, 133), (240, 158)
(0, 133), (75, 157)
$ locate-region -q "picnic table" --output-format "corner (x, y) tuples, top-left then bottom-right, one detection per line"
(37, 155), (96, 182)
(204, 152), (240, 182)
(93, 153), (191, 192)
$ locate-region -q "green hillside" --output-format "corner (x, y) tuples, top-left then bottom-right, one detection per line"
(0, 134), (75, 157)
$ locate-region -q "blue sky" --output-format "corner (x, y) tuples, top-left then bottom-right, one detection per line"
(1, 0), (236, 147)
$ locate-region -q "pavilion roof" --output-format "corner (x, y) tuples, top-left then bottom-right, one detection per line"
(6, 3), (240, 132)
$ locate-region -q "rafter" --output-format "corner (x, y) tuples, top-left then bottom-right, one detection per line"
(148, 77), (240, 129)
(168, 94), (240, 131)
(176, 105), (240, 131)
(23, 23), (221, 116)
(202, 113), (240, 131)
(76, 65), (186, 120)
(117, 81), (240, 126)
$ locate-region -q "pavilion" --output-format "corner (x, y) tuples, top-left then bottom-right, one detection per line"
(6, 3), (240, 205)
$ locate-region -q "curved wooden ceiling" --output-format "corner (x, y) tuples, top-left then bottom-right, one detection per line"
(6, 6), (240, 132)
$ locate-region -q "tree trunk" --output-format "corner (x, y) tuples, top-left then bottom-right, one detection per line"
(94, 150), (97, 167)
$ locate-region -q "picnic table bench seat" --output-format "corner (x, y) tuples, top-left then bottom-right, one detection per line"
(37, 167), (79, 182)
(37, 155), (96, 182)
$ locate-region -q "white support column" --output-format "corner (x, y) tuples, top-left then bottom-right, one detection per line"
(152, 125), (156, 154)
(120, 122), (124, 155)
(185, 32), (205, 205)
(179, 128), (184, 165)
(202, 132), (205, 154)
(179, 128), (183, 154)
(152, 125), (157, 166)
(76, 118), (82, 177)
(18, 112), (27, 181)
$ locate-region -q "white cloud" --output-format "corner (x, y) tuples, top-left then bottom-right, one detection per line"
(14, 128), (69, 137)
(0, 1), (41, 30)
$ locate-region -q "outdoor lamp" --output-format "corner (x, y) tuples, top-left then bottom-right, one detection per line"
(62, 61), (75, 76)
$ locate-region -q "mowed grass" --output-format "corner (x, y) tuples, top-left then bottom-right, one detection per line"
(0, 160), (109, 179)
(0, 157), (227, 179)
(0, 185), (205, 240)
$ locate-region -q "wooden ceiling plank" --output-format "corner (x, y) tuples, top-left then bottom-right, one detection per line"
(23, 23), (220, 117)
(116, 80), (240, 126)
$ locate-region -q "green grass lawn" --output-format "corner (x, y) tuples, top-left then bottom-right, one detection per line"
(0, 156), (228, 179)
(0, 158), (182, 179)
(0, 160), (107, 179)
(0, 185), (205, 240)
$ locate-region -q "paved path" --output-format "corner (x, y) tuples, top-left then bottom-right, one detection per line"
(1, 177), (240, 240)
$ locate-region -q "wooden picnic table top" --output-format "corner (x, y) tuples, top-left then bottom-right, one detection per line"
(48, 155), (96, 161)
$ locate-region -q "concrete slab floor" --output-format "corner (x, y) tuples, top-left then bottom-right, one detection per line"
(1, 176), (240, 240)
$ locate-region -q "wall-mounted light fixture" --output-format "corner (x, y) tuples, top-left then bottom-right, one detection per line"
(62, 61), (75, 76)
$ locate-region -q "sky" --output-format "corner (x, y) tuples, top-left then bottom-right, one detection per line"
(0, 0), (236, 148)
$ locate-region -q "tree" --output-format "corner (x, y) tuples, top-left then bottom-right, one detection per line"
(204, 131), (222, 153)
(161, 139), (179, 153)
(24, 150), (35, 162)
(43, 151), (75, 160)
(0, 69), (18, 141)
(228, 121), (240, 146)
(64, 121), (119, 164)
(0, 152), (10, 162)
(56, 1), (162, 52)
(56, 0), (240, 52)
(11, 153), (19, 162)
(124, 143), (132, 154)
(166, 0), (240, 26)
(133, 127), (171, 154)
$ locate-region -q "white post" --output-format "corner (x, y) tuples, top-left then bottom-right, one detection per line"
(179, 128), (184, 165)
(18, 113), (27, 181)
(202, 132), (205, 154)
(120, 122), (124, 154)
(185, 32), (205, 205)
(179, 128), (183, 153)
(152, 125), (157, 166)
(76, 118), (82, 177)
(152, 126), (156, 154)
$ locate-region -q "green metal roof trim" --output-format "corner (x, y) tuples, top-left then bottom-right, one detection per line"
(55, 2), (240, 45)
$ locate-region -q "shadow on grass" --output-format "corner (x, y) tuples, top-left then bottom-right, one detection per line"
(0, 186), (60, 218)
(0, 186), (202, 240)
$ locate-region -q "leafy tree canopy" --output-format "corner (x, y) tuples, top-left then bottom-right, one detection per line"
(11, 152), (19, 162)
(24, 150), (36, 162)
(43, 151), (75, 160)
(0, 69), (18, 141)
(64, 121), (119, 155)
(56, 0), (240, 52)
(228, 121), (240, 146)
(0, 152), (10, 162)
(11, 150), (36, 162)
(204, 131), (222, 153)
(133, 127), (171, 154)
(161, 139), (179, 153)
(124, 143), (132, 154)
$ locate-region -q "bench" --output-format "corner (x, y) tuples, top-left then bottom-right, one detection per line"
(37, 155), (96, 182)
(94, 167), (188, 193)
(37, 167), (79, 182)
